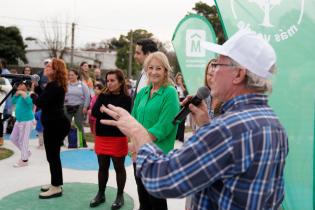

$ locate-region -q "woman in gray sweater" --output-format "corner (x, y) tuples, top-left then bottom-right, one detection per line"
(64, 69), (90, 148)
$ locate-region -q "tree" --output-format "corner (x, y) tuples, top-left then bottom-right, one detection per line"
(111, 29), (153, 77)
(0, 26), (27, 64)
(191, 2), (226, 44)
(40, 19), (70, 59)
(157, 41), (180, 76)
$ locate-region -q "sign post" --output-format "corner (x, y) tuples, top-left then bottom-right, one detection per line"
(172, 14), (217, 94)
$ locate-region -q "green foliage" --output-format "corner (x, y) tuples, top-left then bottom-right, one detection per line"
(0, 26), (27, 64)
(192, 2), (226, 44)
(111, 29), (153, 77)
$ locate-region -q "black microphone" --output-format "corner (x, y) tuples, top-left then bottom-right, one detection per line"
(0, 74), (40, 83)
(172, 86), (210, 125)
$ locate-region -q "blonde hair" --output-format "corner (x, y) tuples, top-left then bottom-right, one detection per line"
(143, 52), (172, 86)
(204, 58), (217, 87)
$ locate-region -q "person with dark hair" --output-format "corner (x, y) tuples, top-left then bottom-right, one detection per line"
(79, 61), (94, 96)
(22, 65), (32, 75)
(64, 69), (90, 148)
(88, 83), (104, 136)
(90, 69), (131, 209)
(10, 81), (34, 167)
(133, 39), (158, 97)
(0, 58), (10, 74)
(32, 59), (71, 199)
(174, 73), (188, 142)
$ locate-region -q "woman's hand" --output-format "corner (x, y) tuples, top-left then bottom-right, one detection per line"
(15, 90), (26, 98)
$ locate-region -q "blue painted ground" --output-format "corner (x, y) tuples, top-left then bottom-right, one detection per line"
(60, 149), (132, 171)
(4, 129), (38, 140)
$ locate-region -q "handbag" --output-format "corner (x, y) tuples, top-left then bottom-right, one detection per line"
(6, 116), (16, 134)
(67, 126), (78, 148)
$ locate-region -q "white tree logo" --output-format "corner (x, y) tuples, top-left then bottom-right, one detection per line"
(249, 0), (281, 27)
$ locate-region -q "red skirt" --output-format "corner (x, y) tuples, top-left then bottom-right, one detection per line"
(94, 136), (128, 157)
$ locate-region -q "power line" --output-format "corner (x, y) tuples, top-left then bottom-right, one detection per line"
(0, 15), (70, 25)
(0, 15), (130, 32)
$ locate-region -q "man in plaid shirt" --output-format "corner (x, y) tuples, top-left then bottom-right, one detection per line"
(101, 30), (289, 210)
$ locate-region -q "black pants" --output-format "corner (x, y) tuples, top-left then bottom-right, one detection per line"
(175, 102), (185, 142)
(133, 163), (168, 210)
(176, 118), (185, 142)
(43, 117), (70, 186)
(97, 155), (126, 196)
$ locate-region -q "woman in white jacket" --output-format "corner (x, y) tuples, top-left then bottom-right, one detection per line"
(0, 77), (12, 146)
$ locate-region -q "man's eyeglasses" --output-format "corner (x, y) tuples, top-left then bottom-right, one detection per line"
(210, 63), (236, 69)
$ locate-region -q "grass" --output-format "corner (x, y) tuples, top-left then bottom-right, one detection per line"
(0, 148), (14, 160)
(85, 132), (94, 143)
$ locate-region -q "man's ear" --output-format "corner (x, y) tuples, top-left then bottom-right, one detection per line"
(232, 68), (247, 84)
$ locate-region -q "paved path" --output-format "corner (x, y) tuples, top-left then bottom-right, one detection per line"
(0, 131), (193, 210)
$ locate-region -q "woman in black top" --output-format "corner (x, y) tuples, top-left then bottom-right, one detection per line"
(90, 69), (131, 209)
(32, 59), (70, 199)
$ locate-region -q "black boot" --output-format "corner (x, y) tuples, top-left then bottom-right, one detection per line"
(89, 191), (105, 208)
(111, 194), (124, 210)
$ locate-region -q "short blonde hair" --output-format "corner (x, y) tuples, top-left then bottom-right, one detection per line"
(143, 52), (172, 86)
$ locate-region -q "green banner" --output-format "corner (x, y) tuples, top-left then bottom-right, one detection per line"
(172, 14), (217, 94)
(214, 1), (315, 209)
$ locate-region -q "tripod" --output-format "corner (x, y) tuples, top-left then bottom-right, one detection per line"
(0, 83), (18, 107)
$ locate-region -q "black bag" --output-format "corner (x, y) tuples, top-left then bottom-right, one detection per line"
(67, 126), (78, 148)
(6, 116), (16, 134)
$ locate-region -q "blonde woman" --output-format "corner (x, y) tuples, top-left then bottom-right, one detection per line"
(130, 52), (180, 210)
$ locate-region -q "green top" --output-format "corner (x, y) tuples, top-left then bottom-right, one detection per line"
(12, 92), (34, 122)
(132, 84), (180, 154)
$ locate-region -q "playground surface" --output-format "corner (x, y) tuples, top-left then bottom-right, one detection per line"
(0, 130), (189, 210)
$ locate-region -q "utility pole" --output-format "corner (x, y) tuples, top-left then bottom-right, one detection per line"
(70, 22), (75, 67)
(128, 30), (133, 78)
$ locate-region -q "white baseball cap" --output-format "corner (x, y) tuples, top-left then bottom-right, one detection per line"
(201, 29), (276, 79)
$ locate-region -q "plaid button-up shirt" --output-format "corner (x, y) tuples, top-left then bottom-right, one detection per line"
(136, 94), (289, 210)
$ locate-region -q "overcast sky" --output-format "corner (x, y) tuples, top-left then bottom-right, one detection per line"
(1, 0), (214, 47)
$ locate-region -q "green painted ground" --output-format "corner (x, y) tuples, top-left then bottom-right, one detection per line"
(0, 148), (13, 160)
(0, 183), (134, 210)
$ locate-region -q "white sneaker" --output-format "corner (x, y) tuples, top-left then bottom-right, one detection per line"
(13, 160), (28, 167)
